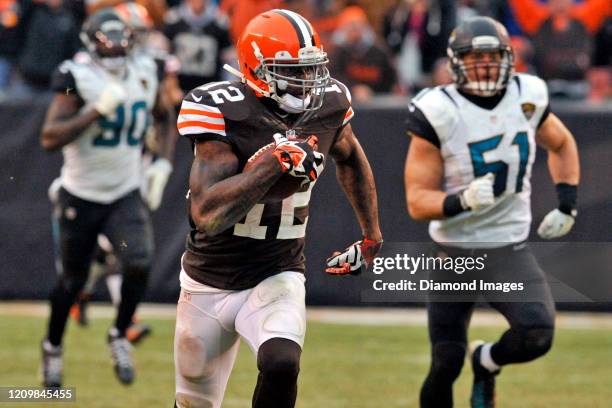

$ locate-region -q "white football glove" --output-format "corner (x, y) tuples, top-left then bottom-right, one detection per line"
(94, 82), (127, 117)
(144, 158), (173, 211)
(325, 239), (383, 276)
(461, 173), (495, 211)
(537, 209), (575, 239)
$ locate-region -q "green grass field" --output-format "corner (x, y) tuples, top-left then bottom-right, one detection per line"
(1, 312), (611, 408)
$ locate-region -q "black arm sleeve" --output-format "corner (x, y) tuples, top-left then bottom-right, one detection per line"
(405, 104), (440, 149)
(50, 67), (77, 94)
(537, 104), (551, 129)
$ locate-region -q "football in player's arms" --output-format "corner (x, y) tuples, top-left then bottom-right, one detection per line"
(173, 8), (383, 408)
(243, 134), (324, 202)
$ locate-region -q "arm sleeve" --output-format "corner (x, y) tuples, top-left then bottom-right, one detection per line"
(537, 104), (550, 129)
(405, 104), (440, 149)
(50, 66), (77, 94)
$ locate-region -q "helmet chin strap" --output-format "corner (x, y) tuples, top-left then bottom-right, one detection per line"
(223, 63), (271, 97)
(277, 93), (311, 113)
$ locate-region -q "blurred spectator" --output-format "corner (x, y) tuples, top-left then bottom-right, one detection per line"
(219, 0), (285, 43)
(329, 5), (398, 101)
(87, 0), (168, 28)
(13, 0), (80, 96)
(164, 0), (233, 93)
(0, 0), (24, 95)
(510, 36), (535, 73)
(592, 16), (611, 67)
(382, 0), (455, 91)
(286, 0), (348, 51)
(588, 16), (611, 102)
(115, 2), (184, 105)
(63, 0), (87, 25)
(430, 57), (452, 86)
(509, 0), (611, 97)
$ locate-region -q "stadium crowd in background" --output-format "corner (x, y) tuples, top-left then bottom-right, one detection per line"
(0, 0), (610, 101)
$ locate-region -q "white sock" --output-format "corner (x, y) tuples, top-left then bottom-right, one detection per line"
(480, 342), (501, 372)
(106, 274), (123, 306)
(43, 339), (61, 352)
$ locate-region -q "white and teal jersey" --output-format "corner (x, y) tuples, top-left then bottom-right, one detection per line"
(409, 74), (549, 248)
(53, 52), (159, 204)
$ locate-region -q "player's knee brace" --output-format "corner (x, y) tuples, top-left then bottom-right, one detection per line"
(257, 338), (301, 379)
(429, 341), (466, 382)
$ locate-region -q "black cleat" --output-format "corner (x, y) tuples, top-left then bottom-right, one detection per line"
(40, 340), (63, 388)
(470, 341), (500, 408)
(107, 328), (135, 385)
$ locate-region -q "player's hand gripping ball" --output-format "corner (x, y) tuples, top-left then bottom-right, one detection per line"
(243, 134), (324, 202)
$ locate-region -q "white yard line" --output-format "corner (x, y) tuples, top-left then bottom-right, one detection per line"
(1, 302), (611, 329)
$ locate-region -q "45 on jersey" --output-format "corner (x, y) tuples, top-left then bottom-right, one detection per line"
(93, 101), (149, 147)
(468, 130), (534, 197)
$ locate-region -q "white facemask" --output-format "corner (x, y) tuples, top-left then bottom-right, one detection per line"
(99, 56), (127, 73)
(278, 93), (311, 113)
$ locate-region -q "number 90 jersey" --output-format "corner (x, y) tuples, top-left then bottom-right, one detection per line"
(178, 79), (354, 290)
(408, 74), (549, 248)
(50, 53), (159, 203)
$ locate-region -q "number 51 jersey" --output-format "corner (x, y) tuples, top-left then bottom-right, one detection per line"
(178, 79), (354, 290)
(407, 73), (549, 248)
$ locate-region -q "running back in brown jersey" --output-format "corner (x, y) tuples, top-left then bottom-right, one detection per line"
(177, 79), (354, 289)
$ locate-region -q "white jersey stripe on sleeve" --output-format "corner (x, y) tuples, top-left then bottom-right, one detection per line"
(178, 99), (226, 137)
(181, 100), (223, 114)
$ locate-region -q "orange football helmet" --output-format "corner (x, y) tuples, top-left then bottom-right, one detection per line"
(227, 9), (330, 113)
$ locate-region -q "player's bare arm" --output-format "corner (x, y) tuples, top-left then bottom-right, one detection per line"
(189, 140), (284, 237)
(330, 123), (382, 241)
(41, 93), (100, 151)
(325, 124), (382, 275)
(535, 112), (581, 238)
(404, 134), (447, 220)
(405, 132), (497, 221)
(536, 113), (580, 186)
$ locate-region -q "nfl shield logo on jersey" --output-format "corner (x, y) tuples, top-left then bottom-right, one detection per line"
(521, 103), (536, 120)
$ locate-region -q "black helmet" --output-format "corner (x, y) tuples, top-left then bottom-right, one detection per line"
(447, 16), (514, 96)
(80, 8), (132, 73)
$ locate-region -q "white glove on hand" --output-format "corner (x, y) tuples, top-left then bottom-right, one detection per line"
(461, 173), (495, 211)
(325, 239), (383, 276)
(94, 82), (127, 116)
(537, 209), (575, 239)
(144, 158), (173, 211)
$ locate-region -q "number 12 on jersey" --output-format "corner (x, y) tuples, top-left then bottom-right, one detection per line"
(233, 185), (313, 240)
(469, 131), (529, 196)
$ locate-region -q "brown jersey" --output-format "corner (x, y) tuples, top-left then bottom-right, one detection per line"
(177, 79), (354, 290)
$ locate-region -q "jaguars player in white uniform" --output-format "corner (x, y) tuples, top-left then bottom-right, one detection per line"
(404, 17), (580, 408)
(65, 1), (181, 345)
(40, 8), (174, 388)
